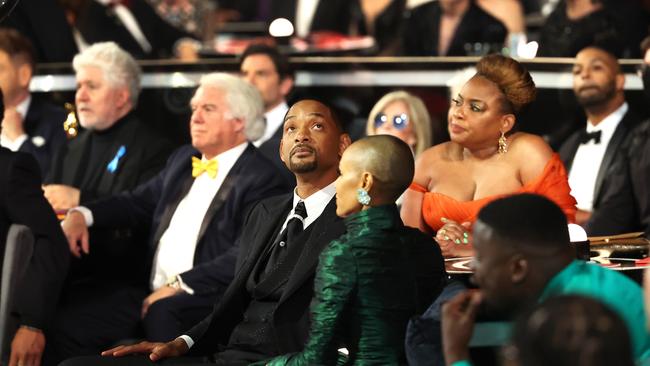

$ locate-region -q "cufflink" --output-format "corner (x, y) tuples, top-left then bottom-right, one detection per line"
(166, 276), (182, 289)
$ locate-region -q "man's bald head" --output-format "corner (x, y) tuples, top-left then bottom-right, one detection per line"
(344, 135), (414, 202)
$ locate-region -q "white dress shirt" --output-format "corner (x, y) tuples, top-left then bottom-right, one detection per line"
(568, 102), (628, 211)
(0, 95), (31, 151)
(179, 180), (336, 349)
(95, 0), (152, 53)
(150, 142), (248, 291)
(295, 0), (320, 38)
(254, 101), (288, 147)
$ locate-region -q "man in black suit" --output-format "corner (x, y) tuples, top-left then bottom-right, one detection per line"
(402, 0), (507, 56)
(44, 41), (173, 212)
(62, 99), (352, 365)
(559, 46), (642, 235)
(0, 28), (67, 177)
(76, 0), (197, 59)
(240, 44), (294, 186)
(0, 92), (69, 366)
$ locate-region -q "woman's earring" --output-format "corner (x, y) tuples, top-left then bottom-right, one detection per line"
(498, 131), (508, 154)
(357, 188), (371, 205)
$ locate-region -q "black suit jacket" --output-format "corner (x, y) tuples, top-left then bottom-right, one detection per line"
(0, 148), (69, 329)
(3, 0), (78, 63)
(17, 97), (67, 178)
(258, 126), (295, 187)
(559, 108), (642, 235)
(186, 193), (346, 355)
(402, 1), (507, 56)
(46, 112), (174, 204)
(76, 0), (193, 59)
(86, 144), (290, 294)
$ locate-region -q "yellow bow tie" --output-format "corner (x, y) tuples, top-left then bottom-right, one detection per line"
(191, 156), (218, 179)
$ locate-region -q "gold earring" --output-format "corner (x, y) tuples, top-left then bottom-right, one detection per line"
(498, 131), (508, 154)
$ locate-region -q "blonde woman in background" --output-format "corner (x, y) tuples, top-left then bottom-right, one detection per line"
(366, 90), (433, 158)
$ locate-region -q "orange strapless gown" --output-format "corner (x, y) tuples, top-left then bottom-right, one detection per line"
(409, 154), (577, 231)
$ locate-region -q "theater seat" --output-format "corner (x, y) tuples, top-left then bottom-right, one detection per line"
(0, 225), (34, 364)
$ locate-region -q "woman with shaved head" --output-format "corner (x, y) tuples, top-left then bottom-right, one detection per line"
(261, 135), (445, 365)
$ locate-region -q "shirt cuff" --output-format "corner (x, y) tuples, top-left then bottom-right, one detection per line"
(0, 134), (28, 151)
(451, 360), (472, 366)
(178, 335), (194, 349)
(69, 206), (94, 227)
(177, 275), (195, 295)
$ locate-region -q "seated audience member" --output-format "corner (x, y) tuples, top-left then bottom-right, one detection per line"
(74, 0), (198, 59)
(401, 54), (576, 258)
(367, 90), (432, 158)
(402, 0), (507, 56)
(0, 90), (69, 366)
(498, 295), (635, 366)
(441, 194), (650, 365)
(239, 44), (295, 186)
(53, 73), (289, 362)
(44, 42), (173, 212)
(352, 0), (405, 55)
(261, 135), (445, 365)
(476, 0), (526, 54)
(61, 99), (352, 366)
(559, 46), (642, 235)
(537, 0), (646, 58)
(0, 28), (67, 177)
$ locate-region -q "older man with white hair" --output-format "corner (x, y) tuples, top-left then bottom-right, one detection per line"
(51, 72), (290, 363)
(44, 41), (172, 211)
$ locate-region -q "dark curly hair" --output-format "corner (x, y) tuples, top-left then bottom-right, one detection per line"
(475, 54), (536, 114)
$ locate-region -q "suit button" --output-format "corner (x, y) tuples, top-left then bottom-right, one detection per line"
(279, 241), (286, 247)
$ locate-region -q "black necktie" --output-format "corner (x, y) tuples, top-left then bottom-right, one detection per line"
(579, 130), (602, 145)
(261, 201), (308, 278)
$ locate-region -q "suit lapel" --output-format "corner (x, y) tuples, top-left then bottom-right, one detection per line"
(560, 133), (581, 173)
(195, 144), (255, 243)
(95, 115), (139, 193)
(279, 197), (340, 303)
(593, 111), (635, 203)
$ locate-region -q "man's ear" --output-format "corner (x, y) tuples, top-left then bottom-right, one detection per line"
(339, 133), (352, 158)
(17, 63), (32, 90)
(280, 77), (293, 98)
(115, 87), (131, 110)
(510, 254), (528, 284)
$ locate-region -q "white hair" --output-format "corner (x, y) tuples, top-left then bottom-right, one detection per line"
(199, 73), (265, 141)
(72, 42), (141, 106)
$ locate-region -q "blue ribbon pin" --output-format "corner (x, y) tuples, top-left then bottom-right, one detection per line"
(107, 145), (127, 173)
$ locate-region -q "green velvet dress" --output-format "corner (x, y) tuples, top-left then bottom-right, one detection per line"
(264, 204), (426, 365)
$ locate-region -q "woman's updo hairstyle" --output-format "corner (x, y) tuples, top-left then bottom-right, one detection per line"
(475, 54), (536, 114)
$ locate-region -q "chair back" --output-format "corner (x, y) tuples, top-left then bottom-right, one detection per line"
(0, 225), (34, 364)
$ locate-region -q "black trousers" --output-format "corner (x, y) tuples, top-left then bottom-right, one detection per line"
(45, 282), (218, 366)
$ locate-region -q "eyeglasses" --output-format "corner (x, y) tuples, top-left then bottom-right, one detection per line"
(374, 113), (409, 130)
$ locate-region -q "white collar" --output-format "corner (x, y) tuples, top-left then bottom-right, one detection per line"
(255, 101), (288, 146)
(586, 102), (628, 136)
(201, 141), (248, 170)
(289, 180), (336, 229)
(15, 95), (31, 119)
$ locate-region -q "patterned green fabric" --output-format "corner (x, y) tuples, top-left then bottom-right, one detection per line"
(263, 204), (420, 365)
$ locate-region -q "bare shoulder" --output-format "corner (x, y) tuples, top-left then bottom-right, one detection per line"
(413, 142), (453, 185)
(508, 133), (554, 182)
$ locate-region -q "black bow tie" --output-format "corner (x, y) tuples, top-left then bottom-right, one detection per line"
(579, 130), (602, 145)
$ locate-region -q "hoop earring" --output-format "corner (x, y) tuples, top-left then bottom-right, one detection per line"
(357, 188), (371, 206)
(498, 131), (508, 154)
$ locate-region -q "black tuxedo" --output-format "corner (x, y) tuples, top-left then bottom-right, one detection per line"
(402, 1), (507, 56)
(46, 112), (174, 204)
(0, 148), (69, 331)
(559, 108), (642, 235)
(186, 193), (346, 360)
(47, 144), (290, 361)
(76, 0), (193, 59)
(16, 97), (67, 178)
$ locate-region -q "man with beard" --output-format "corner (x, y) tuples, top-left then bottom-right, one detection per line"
(61, 99), (352, 366)
(441, 194), (650, 365)
(558, 46), (642, 234)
